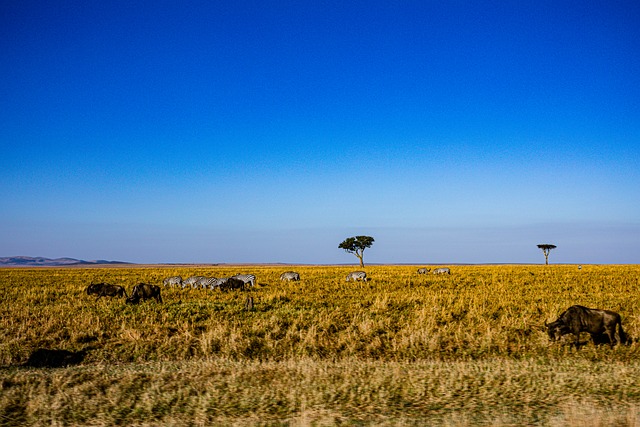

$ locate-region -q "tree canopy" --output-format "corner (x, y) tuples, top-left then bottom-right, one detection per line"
(537, 244), (557, 265)
(339, 236), (375, 268)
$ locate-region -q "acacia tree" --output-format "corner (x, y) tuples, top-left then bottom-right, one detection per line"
(537, 244), (557, 265)
(339, 236), (375, 268)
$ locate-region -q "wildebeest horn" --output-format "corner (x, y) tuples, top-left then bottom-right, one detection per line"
(544, 321), (548, 327)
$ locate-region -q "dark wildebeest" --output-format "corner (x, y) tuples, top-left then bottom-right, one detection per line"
(220, 277), (245, 292)
(280, 271), (300, 281)
(126, 283), (162, 304)
(86, 283), (105, 296)
(86, 283), (128, 300)
(346, 271), (368, 282)
(231, 273), (256, 288)
(417, 268), (430, 274)
(546, 305), (627, 347)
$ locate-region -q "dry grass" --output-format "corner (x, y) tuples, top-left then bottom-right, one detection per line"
(1, 264), (640, 425)
(3, 358), (640, 426)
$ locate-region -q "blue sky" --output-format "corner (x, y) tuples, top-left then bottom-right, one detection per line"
(1, 1), (639, 264)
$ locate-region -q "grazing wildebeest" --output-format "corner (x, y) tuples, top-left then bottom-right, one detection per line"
(220, 277), (245, 292)
(163, 276), (183, 287)
(417, 268), (430, 274)
(546, 305), (627, 347)
(231, 273), (256, 288)
(280, 271), (300, 281)
(432, 268), (451, 275)
(346, 271), (368, 282)
(86, 283), (128, 300)
(86, 283), (106, 296)
(126, 283), (162, 304)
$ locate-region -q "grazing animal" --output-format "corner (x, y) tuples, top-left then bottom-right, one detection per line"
(417, 268), (430, 274)
(220, 277), (245, 292)
(163, 276), (183, 287)
(86, 283), (128, 300)
(195, 276), (218, 289)
(280, 271), (301, 281)
(346, 271), (368, 282)
(546, 305), (627, 347)
(432, 268), (451, 275)
(127, 283), (162, 304)
(86, 283), (106, 296)
(208, 277), (228, 290)
(231, 273), (256, 288)
(245, 296), (254, 311)
(183, 276), (206, 289)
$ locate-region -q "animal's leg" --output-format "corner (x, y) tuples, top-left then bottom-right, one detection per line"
(617, 322), (628, 345)
(606, 328), (617, 347)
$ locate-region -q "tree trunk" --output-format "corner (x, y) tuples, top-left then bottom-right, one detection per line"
(544, 250), (549, 265)
(357, 254), (364, 268)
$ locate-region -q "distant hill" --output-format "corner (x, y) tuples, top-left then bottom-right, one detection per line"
(0, 256), (131, 267)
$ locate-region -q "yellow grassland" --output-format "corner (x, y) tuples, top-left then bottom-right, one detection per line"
(1, 264), (640, 425)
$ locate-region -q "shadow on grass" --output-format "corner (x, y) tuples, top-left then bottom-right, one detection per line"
(23, 348), (87, 368)
(561, 332), (633, 348)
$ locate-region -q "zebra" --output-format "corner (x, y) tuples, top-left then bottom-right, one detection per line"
(231, 273), (256, 288)
(346, 271), (368, 282)
(432, 267), (451, 275)
(183, 276), (206, 289)
(417, 268), (430, 274)
(280, 271), (300, 281)
(208, 277), (226, 290)
(195, 276), (218, 289)
(163, 276), (183, 287)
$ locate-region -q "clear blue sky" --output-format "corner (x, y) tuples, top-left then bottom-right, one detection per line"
(1, 1), (639, 264)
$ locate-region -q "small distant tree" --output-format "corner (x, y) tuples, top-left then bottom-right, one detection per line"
(537, 244), (556, 265)
(339, 236), (375, 268)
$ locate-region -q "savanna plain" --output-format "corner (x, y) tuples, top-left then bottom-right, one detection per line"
(2, 264), (640, 426)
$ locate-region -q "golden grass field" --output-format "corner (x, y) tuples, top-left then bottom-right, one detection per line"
(2, 264), (640, 425)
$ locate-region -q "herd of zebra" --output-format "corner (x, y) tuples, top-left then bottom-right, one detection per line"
(163, 273), (258, 291)
(163, 271), (304, 290)
(162, 268), (451, 290)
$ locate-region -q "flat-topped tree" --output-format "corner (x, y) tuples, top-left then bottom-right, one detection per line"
(339, 236), (374, 268)
(537, 244), (557, 265)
